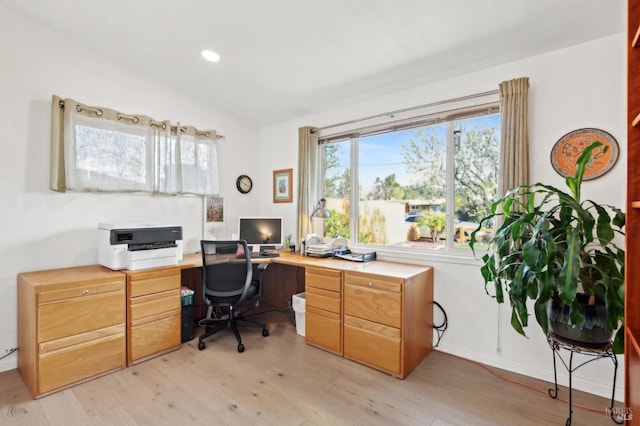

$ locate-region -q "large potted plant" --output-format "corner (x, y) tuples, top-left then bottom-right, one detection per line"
(470, 141), (625, 353)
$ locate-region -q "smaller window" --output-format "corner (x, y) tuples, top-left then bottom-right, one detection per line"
(51, 96), (220, 196)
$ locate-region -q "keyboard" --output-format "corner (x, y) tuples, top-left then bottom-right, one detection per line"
(258, 251), (280, 257)
(238, 251), (280, 259)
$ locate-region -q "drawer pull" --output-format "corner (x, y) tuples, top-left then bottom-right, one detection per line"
(368, 282), (372, 287)
(82, 289), (89, 295)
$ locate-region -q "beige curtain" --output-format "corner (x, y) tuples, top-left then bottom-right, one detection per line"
(498, 77), (530, 196)
(297, 126), (319, 245)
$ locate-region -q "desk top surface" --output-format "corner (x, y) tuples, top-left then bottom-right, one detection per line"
(180, 251), (431, 279)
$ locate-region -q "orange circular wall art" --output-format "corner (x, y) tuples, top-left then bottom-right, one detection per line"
(550, 128), (619, 180)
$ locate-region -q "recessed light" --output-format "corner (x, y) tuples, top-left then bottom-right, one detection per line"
(201, 50), (220, 63)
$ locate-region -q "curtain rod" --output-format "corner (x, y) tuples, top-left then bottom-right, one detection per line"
(311, 89), (500, 134)
(58, 99), (225, 140)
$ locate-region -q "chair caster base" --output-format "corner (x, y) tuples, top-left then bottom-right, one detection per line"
(198, 341), (205, 350)
(262, 328), (269, 337)
(237, 343), (245, 353)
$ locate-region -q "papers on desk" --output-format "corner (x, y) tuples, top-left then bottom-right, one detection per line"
(334, 251), (377, 262)
(305, 243), (333, 257)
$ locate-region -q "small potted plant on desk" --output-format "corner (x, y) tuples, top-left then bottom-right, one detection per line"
(470, 141), (625, 353)
(284, 234), (293, 252)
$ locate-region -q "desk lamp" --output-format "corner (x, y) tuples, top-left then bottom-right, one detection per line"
(311, 198), (331, 219)
(307, 198), (331, 244)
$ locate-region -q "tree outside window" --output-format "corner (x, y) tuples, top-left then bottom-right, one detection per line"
(321, 110), (500, 251)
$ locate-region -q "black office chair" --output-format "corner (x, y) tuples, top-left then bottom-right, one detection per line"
(198, 240), (269, 352)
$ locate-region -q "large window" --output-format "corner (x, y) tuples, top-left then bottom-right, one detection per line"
(321, 105), (500, 252)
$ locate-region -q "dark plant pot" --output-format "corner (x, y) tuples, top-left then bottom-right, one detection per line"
(547, 293), (614, 348)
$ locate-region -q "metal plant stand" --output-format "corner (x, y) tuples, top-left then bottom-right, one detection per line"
(546, 333), (623, 425)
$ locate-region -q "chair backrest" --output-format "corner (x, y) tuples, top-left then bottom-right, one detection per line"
(200, 240), (253, 307)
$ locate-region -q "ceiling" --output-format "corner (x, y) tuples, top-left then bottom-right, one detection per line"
(0, 0), (625, 126)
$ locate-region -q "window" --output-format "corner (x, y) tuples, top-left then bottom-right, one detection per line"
(69, 113), (155, 192)
(320, 104), (500, 252)
(51, 96), (220, 196)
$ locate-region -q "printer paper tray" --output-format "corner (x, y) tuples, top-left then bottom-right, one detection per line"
(127, 246), (178, 270)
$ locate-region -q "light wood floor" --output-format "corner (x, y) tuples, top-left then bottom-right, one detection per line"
(0, 309), (617, 425)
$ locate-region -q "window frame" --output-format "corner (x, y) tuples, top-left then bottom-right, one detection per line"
(318, 101), (501, 257)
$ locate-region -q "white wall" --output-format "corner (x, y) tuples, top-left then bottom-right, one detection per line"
(0, 7), (263, 371)
(258, 33), (627, 399)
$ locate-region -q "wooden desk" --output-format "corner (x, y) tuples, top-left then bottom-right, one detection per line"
(17, 252), (433, 399)
(179, 251), (434, 378)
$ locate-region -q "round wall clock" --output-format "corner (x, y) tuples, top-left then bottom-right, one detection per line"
(550, 128), (619, 180)
(235, 175), (253, 194)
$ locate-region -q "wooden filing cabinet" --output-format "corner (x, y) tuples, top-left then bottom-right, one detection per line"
(124, 267), (181, 365)
(343, 264), (433, 378)
(17, 266), (126, 399)
(305, 266), (343, 355)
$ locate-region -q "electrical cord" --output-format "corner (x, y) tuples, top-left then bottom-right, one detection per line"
(0, 348), (17, 360)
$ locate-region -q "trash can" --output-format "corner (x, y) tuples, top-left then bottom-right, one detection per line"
(291, 292), (306, 337)
(181, 288), (195, 342)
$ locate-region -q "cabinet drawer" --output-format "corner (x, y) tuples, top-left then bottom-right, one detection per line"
(39, 290), (125, 342)
(306, 305), (342, 355)
(343, 315), (400, 375)
(39, 331), (125, 395)
(129, 289), (180, 321)
(129, 311), (180, 363)
(39, 280), (123, 303)
(128, 273), (180, 298)
(306, 286), (341, 313)
(344, 282), (401, 328)
(344, 273), (402, 292)
(306, 267), (341, 292)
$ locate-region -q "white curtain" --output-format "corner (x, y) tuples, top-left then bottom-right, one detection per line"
(51, 96), (219, 196)
(53, 97), (155, 193)
(297, 126), (320, 243)
(155, 124), (219, 195)
(154, 120), (177, 194)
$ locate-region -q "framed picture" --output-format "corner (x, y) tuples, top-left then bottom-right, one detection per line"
(273, 168), (293, 203)
(205, 196), (224, 222)
(202, 196), (226, 240)
(550, 128), (619, 180)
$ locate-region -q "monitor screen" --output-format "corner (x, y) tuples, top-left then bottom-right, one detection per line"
(238, 217), (283, 249)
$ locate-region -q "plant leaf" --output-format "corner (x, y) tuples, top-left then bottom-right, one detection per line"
(572, 141), (605, 201)
(611, 207), (625, 229)
(510, 309), (526, 336)
(558, 228), (580, 304)
(534, 299), (549, 335)
(612, 327), (624, 354)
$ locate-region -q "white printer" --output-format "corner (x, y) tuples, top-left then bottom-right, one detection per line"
(98, 223), (183, 271)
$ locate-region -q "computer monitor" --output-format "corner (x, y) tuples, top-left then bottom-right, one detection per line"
(238, 217), (283, 250)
